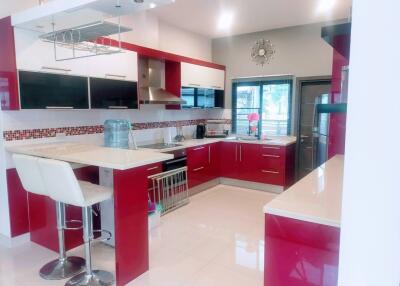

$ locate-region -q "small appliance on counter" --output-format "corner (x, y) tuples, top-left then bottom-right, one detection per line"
(205, 120), (230, 138)
(104, 119), (131, 149)
(195, 124), (206, 139)
(174, 126), (185, 142)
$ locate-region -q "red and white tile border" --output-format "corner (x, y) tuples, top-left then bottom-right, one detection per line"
(3, 119), (231, 141)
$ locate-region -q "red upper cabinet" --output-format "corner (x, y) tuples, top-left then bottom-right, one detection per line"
(0, 16), (19, 110)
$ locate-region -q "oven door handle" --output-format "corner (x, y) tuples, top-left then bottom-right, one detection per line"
(164, 157), (187, 165)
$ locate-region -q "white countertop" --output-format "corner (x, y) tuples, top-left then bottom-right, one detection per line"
(138, 136), (297, 152)
(263, 155), (344, 228)
(6, 142), (173, 170)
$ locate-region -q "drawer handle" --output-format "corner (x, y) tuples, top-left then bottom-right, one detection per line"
(193, 146), (205, 151)
(262, 154), (281, 158)
(105, 73), (127, 79)
(188, 83), (201, 87)
(46, 106), (74, 109)
(147, 166), (159, 171)
(262, 146), (281, 150)
(211, 85), (222, 89)
(42, 66), (71, 72)
(108, 106), (128, 109)
(193, 166), (204, 172)
(261, 170), (280, 174)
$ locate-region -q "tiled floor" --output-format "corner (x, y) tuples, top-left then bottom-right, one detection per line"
(0, 185), (276, 286)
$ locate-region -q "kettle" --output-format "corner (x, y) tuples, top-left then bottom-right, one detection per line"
(196, 124), (206, 139)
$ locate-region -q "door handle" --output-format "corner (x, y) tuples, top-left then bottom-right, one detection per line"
(147, 166), (159, 171)
(193, 166), (204, 172)
(193, 146), (205, 151)
(262, 154), (281, 158)
(261, 170), (280, 174)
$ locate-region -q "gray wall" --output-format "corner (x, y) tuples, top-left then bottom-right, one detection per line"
(212, 23), (333, 110)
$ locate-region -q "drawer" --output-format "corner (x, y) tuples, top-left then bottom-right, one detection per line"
(188, 165), (208, 188)
(187, 144), (209, 167)
(256, 168), (285, 186)
(259, 153), (285, 170)
(259, 145), (285, 156)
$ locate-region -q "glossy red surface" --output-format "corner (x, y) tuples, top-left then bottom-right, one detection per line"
(265, 214), (340, 286)
(0, 16), (19, 110)
(165, 60), (182, 110)
(6, 169), (29, 237)
(113, 165), (149, 286)
(187, 144), (211, 188)
(208, 143), (220, 180)
(98, 37), (225, 70)
(219, 142), (240, 179)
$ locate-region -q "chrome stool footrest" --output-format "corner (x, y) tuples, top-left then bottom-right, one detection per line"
(64, 219), (83, 230)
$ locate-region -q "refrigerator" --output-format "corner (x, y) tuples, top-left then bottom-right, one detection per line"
(312, 95), (347, 168)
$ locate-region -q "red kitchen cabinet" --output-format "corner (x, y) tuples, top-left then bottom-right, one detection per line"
(146, 162), (163, 203)
(219, 142), (240, 179)
(187, 144), (211, 188)
(237, 143), (260, 182)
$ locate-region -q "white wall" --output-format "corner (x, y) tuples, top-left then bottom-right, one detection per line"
(338, 1), (400, 285)
(212, 23), (333, 109)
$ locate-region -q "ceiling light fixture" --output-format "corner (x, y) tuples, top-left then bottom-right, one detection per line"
(317, 0), (336, 13)
(218, 12), (234, 30)
(149, 2), (157, 9)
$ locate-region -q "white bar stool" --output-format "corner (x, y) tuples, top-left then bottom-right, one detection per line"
(38, 157), (114, 286)
(13, 154), (85, 280)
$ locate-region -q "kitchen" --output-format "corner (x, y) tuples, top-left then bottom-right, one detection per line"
(0, 1), (399, 286)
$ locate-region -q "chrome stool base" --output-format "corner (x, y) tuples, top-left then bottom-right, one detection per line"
(39, 256), (85, 280)
(65, 270), (114, 286)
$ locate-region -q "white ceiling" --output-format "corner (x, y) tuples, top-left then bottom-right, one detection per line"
(151, 0), (352, 38)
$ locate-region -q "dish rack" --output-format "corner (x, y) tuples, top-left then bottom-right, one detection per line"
(148, 167), (189, 215)
(205, 119), (230, 138)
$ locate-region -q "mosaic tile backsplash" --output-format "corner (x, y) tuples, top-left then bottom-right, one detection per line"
(3, 119), (231, 141)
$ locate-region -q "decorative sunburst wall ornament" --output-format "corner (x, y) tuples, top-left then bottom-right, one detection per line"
(251, 39), (275, 66)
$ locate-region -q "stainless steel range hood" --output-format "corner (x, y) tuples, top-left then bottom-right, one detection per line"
(138, 57), (186, 105)
(140, 87), (186, 104)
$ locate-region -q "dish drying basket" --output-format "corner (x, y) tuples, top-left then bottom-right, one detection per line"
(148, 167), (189, 215)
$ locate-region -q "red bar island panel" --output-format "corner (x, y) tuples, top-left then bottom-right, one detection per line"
(265, 214), (340, 286)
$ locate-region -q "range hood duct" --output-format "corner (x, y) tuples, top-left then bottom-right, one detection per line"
(138, 57), (186, 105)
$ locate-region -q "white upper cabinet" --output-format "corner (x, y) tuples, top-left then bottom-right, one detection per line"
(14, 28), (138, 81)
(181, 62), (225, 90)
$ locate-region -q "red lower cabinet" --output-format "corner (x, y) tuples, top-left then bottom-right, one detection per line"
(265, 214), (340, 286)
(219, 142), (240, 179)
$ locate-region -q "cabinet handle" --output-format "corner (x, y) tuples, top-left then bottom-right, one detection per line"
(188, 83), (201, 87)
(261, 170), (280, 174)
(208, 145), (211, 164)
(262, 146), (281, 150)
(193, 166), (204, 172)
(239, 145), (242, 162)
(235, 145), (238, 161)
(262, 154), (281, 158)
(42, 66), (71, 72)
(193, 146), (205, 151)
(147, 166), (159, 171)
(105, 73), (127, 79)
(46, 106), (74, 109)
(211, 85), (222, 89)
(108, 106), (128, 109)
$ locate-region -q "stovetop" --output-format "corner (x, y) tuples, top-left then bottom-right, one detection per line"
(140, 143), (183, 150)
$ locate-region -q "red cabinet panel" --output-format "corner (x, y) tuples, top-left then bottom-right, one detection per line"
(219, 142), (240, 179)
(0, 16), (19, 110)
(238, 143), (260, 182)
(187, 145), (210, 188)
(208, 143), (220, 180)
(265, 214), (340, 286)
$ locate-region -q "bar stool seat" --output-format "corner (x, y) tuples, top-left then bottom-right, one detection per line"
(38, 157), (114, 286)
(13, 154), (85, 280)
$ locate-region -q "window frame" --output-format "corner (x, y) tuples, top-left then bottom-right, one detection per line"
(232, 78), (293, 137)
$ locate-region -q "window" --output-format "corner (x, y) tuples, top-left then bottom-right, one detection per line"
(232, 78), (292, 136)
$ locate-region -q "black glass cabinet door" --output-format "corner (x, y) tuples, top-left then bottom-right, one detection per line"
(90, 78), (138, 109)
(19, 71), (89, 109)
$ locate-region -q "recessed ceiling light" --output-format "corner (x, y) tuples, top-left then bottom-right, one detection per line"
(317, 0), (336, 13)
(218, 12), (234, 30)
(149, 2), (157, 9)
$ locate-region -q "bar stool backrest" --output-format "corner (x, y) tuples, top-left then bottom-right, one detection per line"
(38, 158), (85, 207)
(13, 154), (47, 196)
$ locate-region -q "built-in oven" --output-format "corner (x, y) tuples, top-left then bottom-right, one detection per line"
(162, 148), (187, 171)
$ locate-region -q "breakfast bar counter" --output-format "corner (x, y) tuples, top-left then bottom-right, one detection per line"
(7, 142), (173, 286)
(263, 155), (344, 286)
